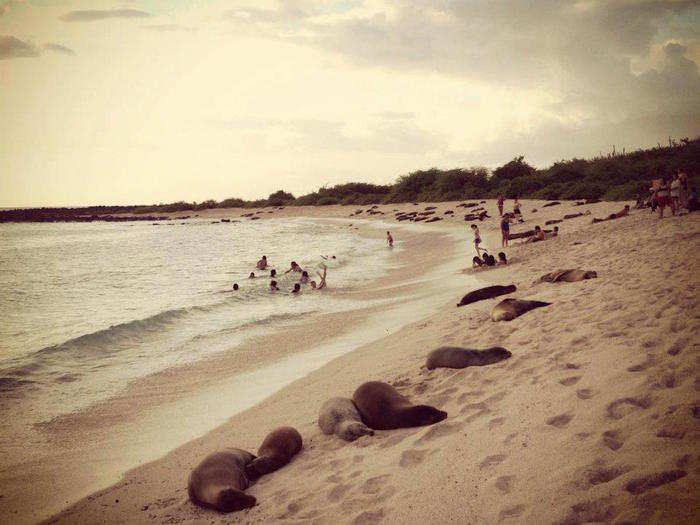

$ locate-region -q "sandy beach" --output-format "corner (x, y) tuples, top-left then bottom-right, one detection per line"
(7, 199), (698, 524)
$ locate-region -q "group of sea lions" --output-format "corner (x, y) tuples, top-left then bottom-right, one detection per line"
(188, 268), (597, 514)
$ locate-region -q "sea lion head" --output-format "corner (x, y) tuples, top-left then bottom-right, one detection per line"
(337, 420), (375, 441)
(403, 405), (448, 427)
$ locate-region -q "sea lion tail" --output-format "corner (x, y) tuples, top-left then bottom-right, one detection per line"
(216, 488), (256, 513)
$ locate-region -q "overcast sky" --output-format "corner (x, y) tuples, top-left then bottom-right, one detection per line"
(1, 0), (699, 206)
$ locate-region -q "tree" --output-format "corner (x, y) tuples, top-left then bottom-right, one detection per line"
(492, 156), (535, 181)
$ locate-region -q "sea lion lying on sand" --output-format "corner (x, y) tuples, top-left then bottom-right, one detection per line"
(457, 284), (516, 307)
(188, 448), (257, 513)
(426, 347), (512, 370)
(352, 381), (447, 430)
(319, 397), (374, 441)
(539, 269), (597, 283)
(245, 427), (302, 480)
(492, 298), (551, 321)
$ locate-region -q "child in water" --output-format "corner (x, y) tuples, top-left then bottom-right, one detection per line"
(387, 231), (393, 247)
(270, 280), (279, 291)
(292, 283), (301, 294)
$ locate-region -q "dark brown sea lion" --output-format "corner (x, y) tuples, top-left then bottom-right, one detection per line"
(491, 298), (551, 321)
(245, 426), (302, 480)
(352, 381), (447, 430)
(188, 448), (257, 513)
(539, 269), (597, 283)
(457, 284), (516, 307)
(426, 347), (512, 370)
(319, 397), (374, 441)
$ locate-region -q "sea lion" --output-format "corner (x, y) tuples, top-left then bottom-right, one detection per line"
(187, 448), (257, 513)
(319, 397), (375, 441)
(491, 298), (551, 322)
(457, 284), (516, 307)
(426, 346), (512, 370)
(245, 426), (302, 480)
(539, 269), (597, 283)
(352, 381), (447, 430)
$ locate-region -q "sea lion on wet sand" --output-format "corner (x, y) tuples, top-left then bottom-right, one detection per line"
(188, 448), (257, 513)
(319, 397), (374, 441)
(245, 426), (302, 480)
(426, 346), (512, 370)
(352, 381), (447, 430)
(457, 284), (516, 307)
(492, 298), (551, 322)
(539, 269), (597, 283)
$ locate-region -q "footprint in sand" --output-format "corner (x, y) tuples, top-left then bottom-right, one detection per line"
(498, 504), (526, 521)
(328, 484), (351, 502)
(606, 396), (652, 420)
(488, 417), (506, 429)
(582, 462), (633, 488)
(601, 429), (624, 451)
(351, 508), (385, 524)
(399, 449), (431, 468)
(361, 475), (391, 495)
(546, 413), (573, 428)
(495, 476), (515, 494)
(479, 454), (507, 469)
(576, 388), (596, 399)
(561, 496), (617, 524)
(624, 470), (687, 494)
(559, 376), (582, 386)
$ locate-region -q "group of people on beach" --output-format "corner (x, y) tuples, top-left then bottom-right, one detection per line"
(643, 170), (697, 218)
(232, 255), (328, 295)
(471, 195), (532, 265)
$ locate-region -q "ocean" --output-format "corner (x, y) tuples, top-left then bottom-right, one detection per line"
(0, 218), (393, 420)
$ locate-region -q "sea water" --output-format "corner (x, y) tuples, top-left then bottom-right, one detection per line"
(0, 218), (393, 420)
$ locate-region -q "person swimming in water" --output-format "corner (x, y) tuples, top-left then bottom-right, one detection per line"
(498, 252), (507, 265)
(284, 261), (303, 274)
(387, 231), (394, 247)
(300, 270), (309, 284)
(310, 265), (327, 290)
(270, 280), (279, 291)
(270, 268), (277, 278)
(292, 283), (301, 294)
(249, 272), (255, 279)
(233, 283), (239, 291)
(256, 255), (268, 270)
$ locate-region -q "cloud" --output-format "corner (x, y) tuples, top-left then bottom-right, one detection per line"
(43, 43), (76, 56)
(60, 9), (151, 22)
(0, 35), (39, 59)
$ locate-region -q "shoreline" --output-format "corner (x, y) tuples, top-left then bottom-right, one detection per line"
(6, 198), (699, 524)
(1, 217), (464, 525)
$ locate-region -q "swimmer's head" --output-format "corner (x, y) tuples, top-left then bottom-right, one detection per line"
(293, 283), (301, 293)
(302, 270), (308, 277)
(498, 252), (507, 262)
(233, 283), (239, 290)
(270, 280), (277, 289)
(262, 255), (267, 260)
(471, 224), (477, 229)
(270, 269), (276, 277)
(472, 256), (482, 266)
(291, 261), (298, 268)
(249, 272), (255, 278)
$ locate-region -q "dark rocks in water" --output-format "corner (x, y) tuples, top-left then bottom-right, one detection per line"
(543, 201), (561, 207)
(426, 347), (512, 370)
(492, 298), (551, 322)
(545, 219), (563, 225)
(221, 219), (231, 223)
(457, 284), (517, 307)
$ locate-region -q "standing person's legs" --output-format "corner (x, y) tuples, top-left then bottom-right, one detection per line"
(671, 198), (677, 216)
(658, 201), (665, 219)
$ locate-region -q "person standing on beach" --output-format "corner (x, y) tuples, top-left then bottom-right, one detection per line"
(678, 169), (689, 210)
(513, 198), (523, 222)
(670, 174), (680, 215)
(500, 214), (511, 247)
(471, 224), (483, 256)
(387, 231), (394, 247)
(656, 178), (672, 218)
(497, 193), (504, 216)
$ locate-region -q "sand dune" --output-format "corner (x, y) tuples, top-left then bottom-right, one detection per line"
(45, 199), (699, 524)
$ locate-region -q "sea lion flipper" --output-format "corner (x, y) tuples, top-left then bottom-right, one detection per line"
(216, 488), (256, 512)
(246, 455), (286, 478)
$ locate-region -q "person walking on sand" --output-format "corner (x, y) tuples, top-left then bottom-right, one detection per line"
(497, 193), (504, 216)
(387, 231), (394, 247)
(656, 178), (672, 219)
(500, 213), (511, 247)
(471, 224), (483, 256)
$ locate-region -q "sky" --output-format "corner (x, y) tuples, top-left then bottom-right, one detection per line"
(1, 0), (699, 207)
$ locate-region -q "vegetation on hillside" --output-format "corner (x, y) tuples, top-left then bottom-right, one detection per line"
(2, 137), (698, 221)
